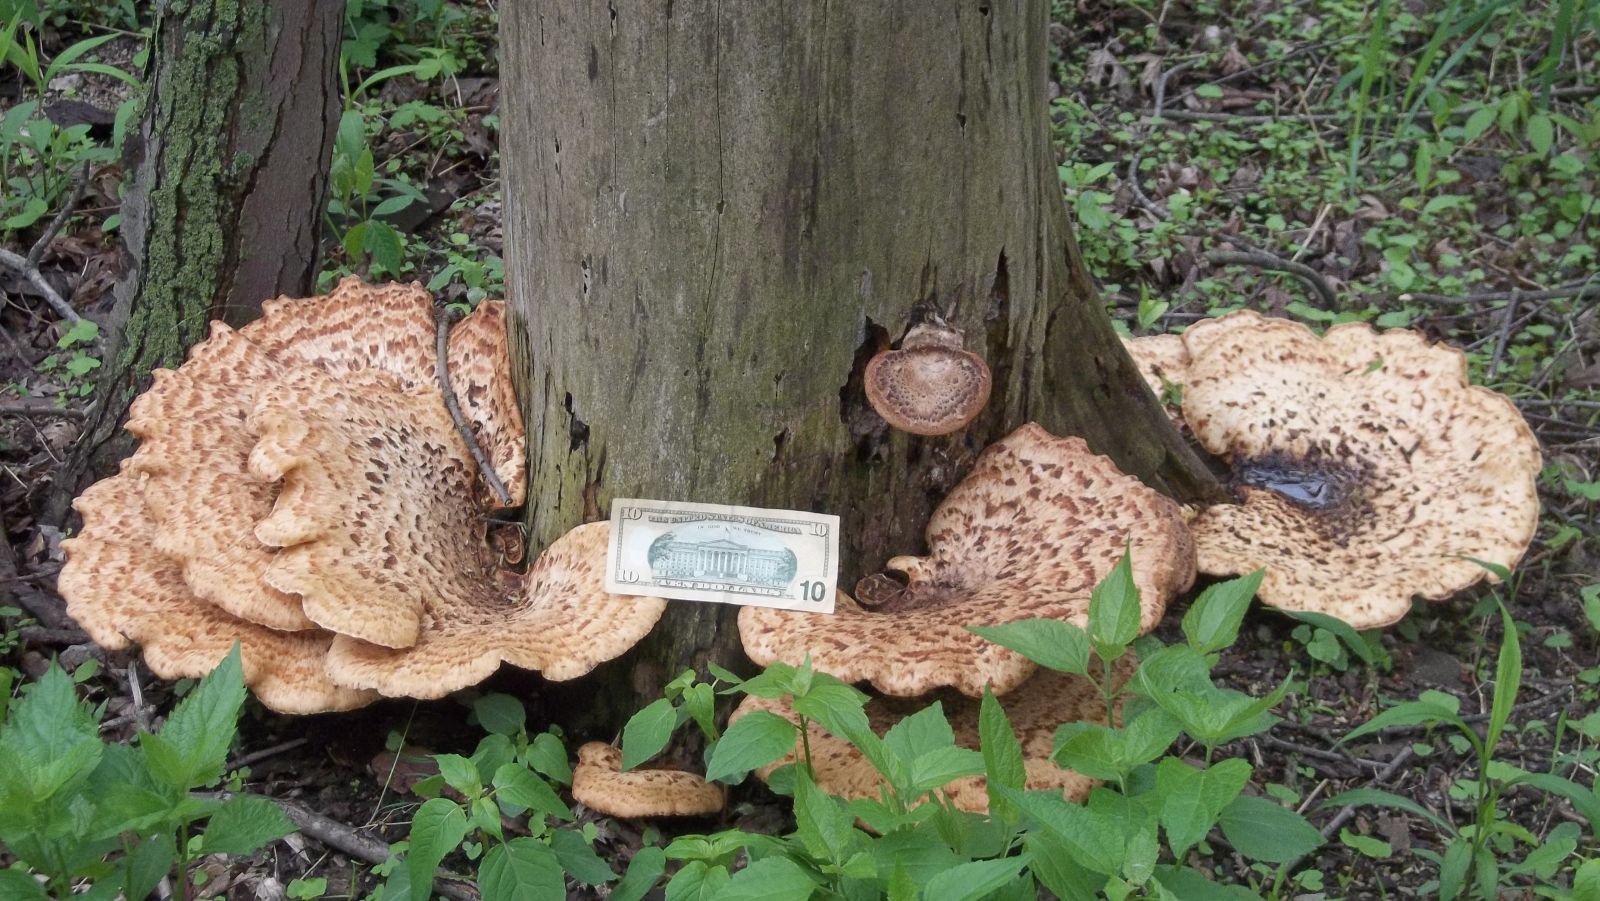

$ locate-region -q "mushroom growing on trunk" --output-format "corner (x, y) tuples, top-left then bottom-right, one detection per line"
(863, 320), (994, 436)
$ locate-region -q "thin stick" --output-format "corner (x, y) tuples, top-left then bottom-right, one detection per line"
(274, 799), (480, 901)
(228, 737), (310, 772)
(1204, 249), (1339, 308)
(27, 161), (92, 268)
(1400, 280), (1600, 306)
(0, 398), (85, 419)
(435, 308), (512, 506)
(0, 246), (88, 331)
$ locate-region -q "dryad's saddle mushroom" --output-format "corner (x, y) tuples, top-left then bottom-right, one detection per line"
(739, 423), (1195, 697)
(864, 321), (993, 436)
(58, 278), (665, 712)
(570, 742), (725, 819)
(1124, 311), (1541, 628)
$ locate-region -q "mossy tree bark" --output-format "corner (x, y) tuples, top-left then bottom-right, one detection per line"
(502, 0), (1222, 727)
(50, 0), (341, 523)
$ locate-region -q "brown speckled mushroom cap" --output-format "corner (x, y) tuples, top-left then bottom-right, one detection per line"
(864, 323), (992, 436)
(1121, 333), (1190, 428)
(730, 663), (1131, 814)
(1178, 310), (1541, 628)
(739, 424), (1194, 697)
(57, 469), (376, 714)
(570, 742), (724, 819)
(322, 523), (668, 698)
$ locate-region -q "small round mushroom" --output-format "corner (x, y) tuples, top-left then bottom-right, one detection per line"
(731, 663), (1132, 814)
(1156, 310), (1541, 628)
(570, 742), (725, 819)
(864, 322), (993, 436)
(322, 523), (667, 698)
(58, 469), (377, 715)
(739, 423), (1194, 697)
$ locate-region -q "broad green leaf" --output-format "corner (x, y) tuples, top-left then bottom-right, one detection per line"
(1438, 836), (1471, 901)
(1217, 796), (1321, 864)
(550, 828), (615, 884)
(1088, 551), (1141, 655)
(526, 732), (572, 786)
(1278, 608), (1387, 667)
(1338, 828), (1391, 859)
(610, 847), (667, 901)
(1526, 113), (1554, 155)
(622, 698), (679, 770)
(148, 645), (246, 790)
(906, 745), (984, 796)
(867, 825), (964, 885)
(1155, 757), (1252, 858)
(664, 861), (730, 901)
(683, 683), (718, 739)
(199, 795), (293, 855)
(705, 711), (797, 783)
(1025, 831), (1107, 900)
(1182, 571), (1262, 654)
(921, 856), (1031, 901)
(120, 833), (176, 901)
(473, 694), (526, 737)
(792, 768), (851, 864)
(434, 754), (481, 798)
(405, 798), (468, 901)
(979, 689), (1026, 823)
(715, 855), (817, 900)
(1571, 858), (1600, 898)
(0, 867), (48, 901)
(996, 786), (1122, 876)
(470, 734), (515, 787)
(0, 662), (101, 805)
(1464, 106), (1496, 141)
(479, 837), (563, 901)
(1504, 772), (1600, 833)
(493, 762), (572, 820)
(883, 703), (956, 764)
(364, 220), (405, 275)
(1150, 865), (1262, 900)
(970, 619), (1090, 674)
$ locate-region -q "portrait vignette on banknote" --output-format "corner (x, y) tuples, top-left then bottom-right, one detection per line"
(604, 498), (839, 614)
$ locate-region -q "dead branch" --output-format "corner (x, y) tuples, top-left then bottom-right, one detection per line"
(1204, 249), (1340, 309)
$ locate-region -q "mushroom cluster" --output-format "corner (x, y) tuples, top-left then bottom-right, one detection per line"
(733, 423), (1196, 811)
(1123, 310), (1541, 629)
(58, 279), (666, 713)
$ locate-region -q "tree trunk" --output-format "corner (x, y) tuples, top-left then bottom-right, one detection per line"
(501, 0), (1221, 726)
(50, 0), (341, 524)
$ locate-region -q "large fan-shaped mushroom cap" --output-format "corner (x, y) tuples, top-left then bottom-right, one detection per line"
(864, 323), (993, 436)
(740, 424), (1194, 697)
(570, 742), (724, 819)
(1175, 310), (1541, 628)
(731, 665), (1128, 814)
(322, 524), (665, 698)
(58, 470), (376, 714)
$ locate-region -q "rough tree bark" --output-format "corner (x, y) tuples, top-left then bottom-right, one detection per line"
(501, 1), (1222, 725)
(50, 0), (342, 523)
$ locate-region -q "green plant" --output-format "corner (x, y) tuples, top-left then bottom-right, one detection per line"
(613, 560), (1316, 899)
(1283, 609), (1393, 673)
(37, 317), (100, 395)
(0, 646), (294, 900)
(379, 692), (663, 901)
(1328, 563), (1600, 899)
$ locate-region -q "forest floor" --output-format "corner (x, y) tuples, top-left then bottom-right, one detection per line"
(2, 1), (1597, 899)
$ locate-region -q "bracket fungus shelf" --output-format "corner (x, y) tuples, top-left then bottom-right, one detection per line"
(863, 321), (993, 436)
(58, 279), (665, 713)
(739, 423), (1195, 698)
(1124, 310), (1541, 629)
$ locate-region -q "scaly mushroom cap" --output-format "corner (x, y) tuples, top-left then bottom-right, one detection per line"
(58, 469), (376, 714)
(731, 663), (1130, 814)
(739, 424), (1194, 697)
(322, 524), (667, 698)
(246, 364), (493, 650)
(570, 742), (724, 819)
(1179, 310), (1541, 628)
(241, 279), (525, 504)
(1121, 333), (1190, 428)
(864, 323), (992, 436)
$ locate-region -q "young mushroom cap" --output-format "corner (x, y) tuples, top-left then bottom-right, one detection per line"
(731, 663), (1131, 814)
(740, 423), (1194, 697)
(1178, 310), (1541, 628)
(58, 469), (377, 714)
(322, 523), (668, 698)
(570, 742), (725, 819)
(864, 323), (993, 436)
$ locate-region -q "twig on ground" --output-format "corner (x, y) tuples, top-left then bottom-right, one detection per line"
(272, 798), (480, 901)
(1488, 290), (1522, 379)
(1315, 745), (1418, 842)
(1204, 249), (1340, 308)
(18, 625), (90, 645)
(0, 245), (90, 334)
(0, 398), (86, 419)
(127, 660), (152, 733)
(1400, 280), (1600, 306)
(27, 161), (92, 269)
(434, 308), (513, 507)
(1259, 732), (1385, 770)
(228, 738), (310, 772)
